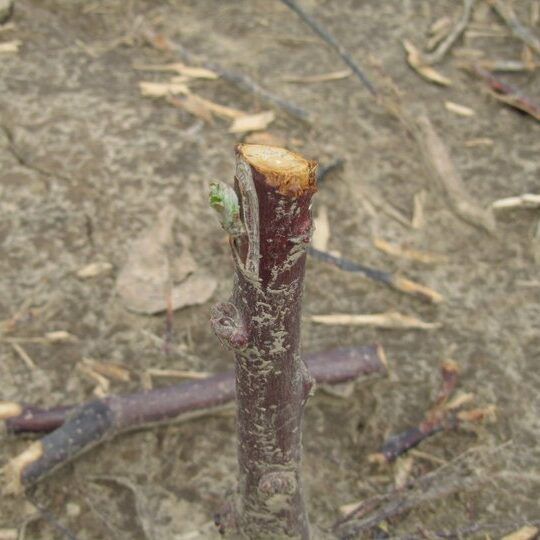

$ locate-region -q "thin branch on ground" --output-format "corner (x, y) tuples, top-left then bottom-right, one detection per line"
(1, 345), (387, 494)
(369, 361), (495, 464)
(279, 0), (377, 96)
(487, 0), (540, 55)
(308, 247), (444, 304)
(469, 65), (540, 121)
(334, 443), (509, 539)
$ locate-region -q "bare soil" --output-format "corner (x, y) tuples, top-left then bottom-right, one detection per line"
(1, 1), (539, 539)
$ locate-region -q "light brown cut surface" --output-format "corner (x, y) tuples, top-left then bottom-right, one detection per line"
(237, 144), (317, 197)
(3, 441), (43, 496)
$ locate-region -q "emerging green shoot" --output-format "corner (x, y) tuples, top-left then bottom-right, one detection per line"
(209, 182), (244, 237)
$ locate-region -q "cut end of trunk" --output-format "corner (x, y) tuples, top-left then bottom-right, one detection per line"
(237, 144), (317, 197)
(0, 401), (23, 420)
(2, 441), (44, 496)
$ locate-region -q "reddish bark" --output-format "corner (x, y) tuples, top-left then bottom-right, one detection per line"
(2, 345), (386, 436)
(211, 144), (317, 539)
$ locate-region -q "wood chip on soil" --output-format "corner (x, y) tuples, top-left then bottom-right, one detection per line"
(76, 261), (113, 278)
(0, 40), (20, 53)
(145, 368), (211, 381)
(312, 205), (330, 251)
(492, 193), (540, 210)
(444, 101), (475, 116)
(82, 358), (131, 382)
(282, 69), (352, 83)
(44, 331), (78, 343)
(402, 40), (452, 86)
(138, 81), (189, 97)
(310, 312), (440, 330)
(134, 62), (218, 79)
(229, 111), (275, 133)
(373, 237), (447, 264)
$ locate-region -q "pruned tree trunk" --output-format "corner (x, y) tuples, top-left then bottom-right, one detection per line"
(211, 144), (317, 539)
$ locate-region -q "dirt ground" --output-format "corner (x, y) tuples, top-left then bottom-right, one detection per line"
(1, 1), (539, 538)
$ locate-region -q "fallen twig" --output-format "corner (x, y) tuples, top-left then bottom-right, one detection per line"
(470, 65), (540, 121)
(336, 475), (486, 539)
(1, 345), (387, 493)
(308, 247), (444, 304)
(414, 115), (497, 232)
(369, 361), (495, 464)
(334, 443), (508, 539)
(487, 0), (540, 55)
(279, 0), (376, 96)
(143, 30), (310, 121)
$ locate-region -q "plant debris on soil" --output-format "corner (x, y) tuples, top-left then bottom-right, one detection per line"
(1, 1), (539, 539)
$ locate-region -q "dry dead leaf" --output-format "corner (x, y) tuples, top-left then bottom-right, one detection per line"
(138, 81), (189, 97)
(77, 261), (113, 278)
(115, 205), (217, 314)
(229, 111), (275, 133)
(403, 40), (452, 86)
(492, 193), (540, 210)
(282, 69), (352, 83)
(444, 101), (475, 116)
(312, 205), (330, 251)
(166, 272), (216, 313)
(502, 526), (539, 540)
(310, 311), (440, 330)
(0, 40), (20, 53)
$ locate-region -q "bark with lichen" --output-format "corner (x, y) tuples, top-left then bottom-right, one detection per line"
(211, 144), (317, 539)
